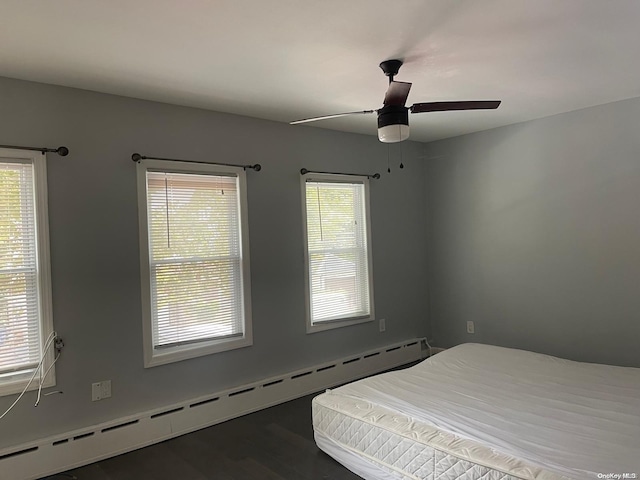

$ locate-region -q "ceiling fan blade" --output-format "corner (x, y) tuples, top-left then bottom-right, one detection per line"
(383, 81), (412, 106)
(290, 110), (375, 125)
(410, 100), (501, 114)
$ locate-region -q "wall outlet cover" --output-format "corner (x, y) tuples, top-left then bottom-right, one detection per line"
(467, 321), (475, 334)
(92, 380), (112, 401)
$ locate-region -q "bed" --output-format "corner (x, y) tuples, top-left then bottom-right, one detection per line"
(312, 343), (640, 480)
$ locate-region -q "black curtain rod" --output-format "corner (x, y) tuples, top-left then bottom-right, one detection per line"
(131, 153), (261, 171)
(300, 168), (380, 179)
(0, 144), (69, 156)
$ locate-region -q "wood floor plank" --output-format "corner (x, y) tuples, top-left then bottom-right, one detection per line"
(96, 442), (207, 480)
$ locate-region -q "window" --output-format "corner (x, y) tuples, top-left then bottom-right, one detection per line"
(302, 174), (374, 333)
(137, 160), (252, 367)
(0, 148), (54, 396)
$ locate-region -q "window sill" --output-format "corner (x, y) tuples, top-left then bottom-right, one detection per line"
(144, 335), (253, 368)
(0, 373), (55, 398)
(306, 315), (374, 334)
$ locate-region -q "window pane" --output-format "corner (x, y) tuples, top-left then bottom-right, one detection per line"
(305, 181), (371, 323)
(0, 161), (41, 377)
(147, 173), (239, 261)
(153, 259), (243, 347)
(146, 171), (245, 349)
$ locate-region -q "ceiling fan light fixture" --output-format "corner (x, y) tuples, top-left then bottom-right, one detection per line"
(378, 124), (410, 143)
(377, 105), (409, 143)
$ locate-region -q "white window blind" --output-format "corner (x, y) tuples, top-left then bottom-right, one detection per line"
(304, 179), (372, 324)
(146, 171), (245, 350)
(0, 160), (42, 382)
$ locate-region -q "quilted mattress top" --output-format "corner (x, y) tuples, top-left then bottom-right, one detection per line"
(331, 343), (640, 479)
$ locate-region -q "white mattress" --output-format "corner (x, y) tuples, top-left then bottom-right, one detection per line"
(312, 343), (640, 480)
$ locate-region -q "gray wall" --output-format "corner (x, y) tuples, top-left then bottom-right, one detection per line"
(425, 98), (640, 367)
(0, 77), (429, 449)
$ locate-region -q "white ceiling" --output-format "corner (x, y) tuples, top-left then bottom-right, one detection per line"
(1, 0), (640, 143)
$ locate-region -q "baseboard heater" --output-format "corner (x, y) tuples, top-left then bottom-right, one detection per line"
(1, 338), (423, 480)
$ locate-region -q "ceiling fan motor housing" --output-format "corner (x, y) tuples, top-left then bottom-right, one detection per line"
(377, 105), (410, 143)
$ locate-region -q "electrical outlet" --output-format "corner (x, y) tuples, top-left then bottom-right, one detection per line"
(379, 318), (386, 332)
(467, 321), (475, 334)
(92, 380), (112, 401)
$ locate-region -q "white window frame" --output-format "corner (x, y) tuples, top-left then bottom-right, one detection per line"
(301, 173), (375, 334)
(0, 148), (55, 397)
(137, 159), (253, 368)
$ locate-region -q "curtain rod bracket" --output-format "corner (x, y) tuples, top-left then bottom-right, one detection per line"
(131, 153), (261, 171)
(0, 144), (69, 156)
(300, 168), (380, 180)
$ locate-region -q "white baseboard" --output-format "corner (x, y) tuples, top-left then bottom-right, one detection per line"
(0, 338), (423, 480)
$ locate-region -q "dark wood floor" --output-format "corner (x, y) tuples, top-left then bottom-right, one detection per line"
(43, 392), (360, 480)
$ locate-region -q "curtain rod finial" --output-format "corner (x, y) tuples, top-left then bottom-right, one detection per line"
(131, 153), (143, 162)
(300, 168), (309, 175)
(56, 146), (69, 156)
(372, 173), (381, 179)
(253, 164), (262, 171)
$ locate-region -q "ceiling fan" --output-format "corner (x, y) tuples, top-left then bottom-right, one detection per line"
(290, 59), (501, 143)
